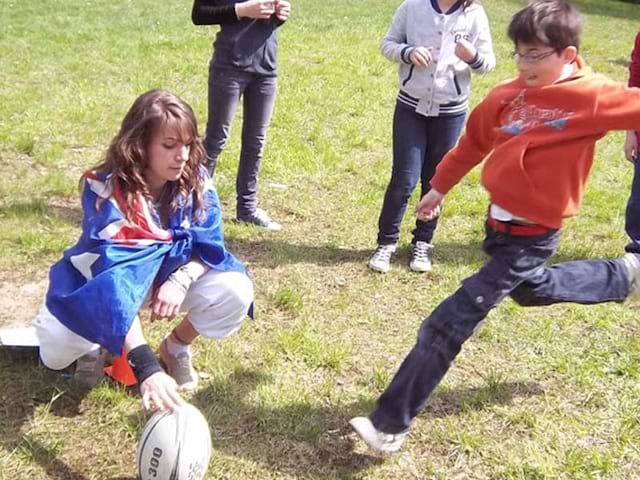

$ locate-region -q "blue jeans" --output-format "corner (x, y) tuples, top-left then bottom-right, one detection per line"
(625, 158), (640, 253)
(204, 66), (277, 217)
(376, 102), (465, 245)
(370, 222), (630, 434)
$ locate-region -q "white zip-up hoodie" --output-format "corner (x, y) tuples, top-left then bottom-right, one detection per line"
(381, 0), (495, 117)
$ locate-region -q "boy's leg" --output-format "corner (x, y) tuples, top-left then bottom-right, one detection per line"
(367, 228), (560, 435)
(236, 74), (277, 219)
(412, 113), (466, 244)
(204, 66), (249, 176)
(376, 102), (428, 246)
(509, 257), (630, 306)
(625, 159), (640, 254)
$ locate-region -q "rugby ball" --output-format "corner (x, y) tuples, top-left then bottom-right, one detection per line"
(137, 403), (212, 480)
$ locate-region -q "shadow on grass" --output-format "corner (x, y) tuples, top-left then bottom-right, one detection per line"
(0, 352), (91, 480)
(426, 380), (544, 418)
(0, 200), (82, 226)
(191, 368), (383, 479)
(227, 237), (484, 268)
(190, 368), (544, 478)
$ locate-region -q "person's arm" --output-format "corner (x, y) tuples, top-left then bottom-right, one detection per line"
(125, 317), (185, 411)
(192, 0), (239, 25)
(592, 81), (640, 133)
(380, 2), (414, 65)
(461, 8), (496, 75)
(192, 0), (277, 25)
(152, 258), (209, 320)
(429, 95), (497, 195)
(626, 33), (640, 162)
(629, 33), (640, 89)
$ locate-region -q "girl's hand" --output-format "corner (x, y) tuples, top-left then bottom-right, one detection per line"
(235, 0), (276, 20)
(409, 46), (433, 67)
(140, 371), (186, 411)
(274, 0), (290, 21)
(416, 189), (445, 221)
(151, 279), (187, 320)
(625, 130), (639, 162)
(454, 38), (477, 63)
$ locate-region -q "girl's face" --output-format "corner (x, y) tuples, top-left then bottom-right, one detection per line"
(144, 126), (191, 195)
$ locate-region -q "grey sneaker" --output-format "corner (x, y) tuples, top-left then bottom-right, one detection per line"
(622, 253), (640, 297)
(159, 337), (198, 391)
(237, 208), (281, 231)
(368, 244), (397, 273)
(349, 416), (407, 453)
(74, 348), (109, 387)
(409, 241), (433, 273)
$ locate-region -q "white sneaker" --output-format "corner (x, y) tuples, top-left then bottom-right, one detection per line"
(368, 244), (397, 273)
(349, 416), (407, 453)
(409, 241), (432, 273)
(622, 253), (640, 297)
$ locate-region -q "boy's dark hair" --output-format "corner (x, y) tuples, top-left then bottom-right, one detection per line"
(508, 0), (582, 52)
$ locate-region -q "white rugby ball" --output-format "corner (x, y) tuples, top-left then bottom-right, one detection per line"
(137, 403), (212, 480)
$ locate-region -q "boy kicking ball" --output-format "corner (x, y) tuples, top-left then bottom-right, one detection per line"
(351, 0), (640, 453)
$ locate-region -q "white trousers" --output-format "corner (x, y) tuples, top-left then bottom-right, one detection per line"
(34, 270), (254, 370)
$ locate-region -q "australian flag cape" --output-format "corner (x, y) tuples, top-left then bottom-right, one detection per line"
(46, 170), (247, 355)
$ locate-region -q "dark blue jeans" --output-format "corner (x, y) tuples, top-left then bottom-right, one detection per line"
(204, 66), (277, 217)
(376, 102), (465, 245)
(625, 157), (640, 253)
(370, 223), (630, 434)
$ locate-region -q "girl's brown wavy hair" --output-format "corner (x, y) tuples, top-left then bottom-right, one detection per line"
(84, 89), (207, 225)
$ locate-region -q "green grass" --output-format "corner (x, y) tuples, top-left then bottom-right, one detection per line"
(1, 0), (640, 478)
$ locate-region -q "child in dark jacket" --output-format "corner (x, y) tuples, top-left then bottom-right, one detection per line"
(351, 0), (640, 453)
(192, 0), (291, 231)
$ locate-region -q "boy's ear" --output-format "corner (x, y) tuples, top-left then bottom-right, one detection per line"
(561, 46), (578, 63)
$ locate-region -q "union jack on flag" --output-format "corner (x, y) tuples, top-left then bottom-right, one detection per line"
(46, 169), (246, 355)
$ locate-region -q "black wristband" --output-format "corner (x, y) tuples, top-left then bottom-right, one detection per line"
(127, 344), (163, 385)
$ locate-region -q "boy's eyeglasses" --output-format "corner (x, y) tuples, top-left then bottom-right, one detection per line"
(512, 50), (557, 64)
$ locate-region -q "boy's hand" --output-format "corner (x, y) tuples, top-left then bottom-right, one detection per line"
(140, 371), (186, 411)
(454, 38), (477, 63)
(624, 130), (639, 162)
(416, 189), (445, 221)
(409, 47), (433, 67)
(275, 0), (290, 21)
(235, 0), (275, 19)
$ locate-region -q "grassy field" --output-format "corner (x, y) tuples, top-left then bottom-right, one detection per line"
(1, 0), (640, 478)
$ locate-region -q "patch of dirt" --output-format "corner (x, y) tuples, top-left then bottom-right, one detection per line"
(0, 276), (47, 329)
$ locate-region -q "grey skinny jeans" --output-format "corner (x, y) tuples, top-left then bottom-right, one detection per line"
(204, 66), (277, 217)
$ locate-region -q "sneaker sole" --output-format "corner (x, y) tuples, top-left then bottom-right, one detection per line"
(369, 262), (390, 273)
(409, 263), (432, 273)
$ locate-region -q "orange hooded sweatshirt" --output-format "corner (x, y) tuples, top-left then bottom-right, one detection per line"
(430, 56), (640, 228)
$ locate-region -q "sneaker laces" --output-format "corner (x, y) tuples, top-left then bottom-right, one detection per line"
(412, 241), (432, 261)
(372, 244), (395, 262)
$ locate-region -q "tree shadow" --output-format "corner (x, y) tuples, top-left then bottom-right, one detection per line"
(189, 368), (544, 478)
(0, 352), (91, 480)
